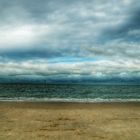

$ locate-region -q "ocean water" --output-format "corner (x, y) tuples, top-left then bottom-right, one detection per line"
(0, 84), (140, 102)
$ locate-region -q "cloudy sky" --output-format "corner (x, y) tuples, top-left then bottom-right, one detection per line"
(0, 0), (140, 83)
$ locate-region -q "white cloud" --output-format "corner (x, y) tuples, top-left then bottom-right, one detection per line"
(0, 59), (139, 79)
(0, 24), (50, 50)
(0, 0), (132, 51)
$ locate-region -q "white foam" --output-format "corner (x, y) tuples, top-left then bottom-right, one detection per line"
(0, 97), (140, 103)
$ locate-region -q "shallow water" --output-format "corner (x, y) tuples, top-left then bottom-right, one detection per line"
(0, 84), (140, 102)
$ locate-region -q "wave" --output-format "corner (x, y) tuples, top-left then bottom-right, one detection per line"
(0, 97), (140, 103)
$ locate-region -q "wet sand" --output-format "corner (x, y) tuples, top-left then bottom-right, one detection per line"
(0, 102), (140, 140)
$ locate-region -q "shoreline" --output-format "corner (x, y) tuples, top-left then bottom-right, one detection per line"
(0, 100), (140, 111)
(0, 97), (140, 103)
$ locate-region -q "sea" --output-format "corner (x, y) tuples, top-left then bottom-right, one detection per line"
(0, 84), (140, 102)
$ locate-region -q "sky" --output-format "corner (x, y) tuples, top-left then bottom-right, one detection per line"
(0, 0), (140, 83)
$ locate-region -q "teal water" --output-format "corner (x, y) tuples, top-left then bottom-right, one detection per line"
(0, 84), (140, 102)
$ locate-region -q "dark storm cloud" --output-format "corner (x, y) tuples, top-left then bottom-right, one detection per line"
(0, 47), (64, 60)
(0, 0), (77, 24)
(101, 5), (140, 43)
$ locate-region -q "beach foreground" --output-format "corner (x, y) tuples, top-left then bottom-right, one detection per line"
(0, 102), (140, 140)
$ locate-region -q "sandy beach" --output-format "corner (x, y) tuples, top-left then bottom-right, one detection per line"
(0, 102), (140, 140)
